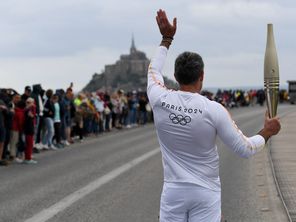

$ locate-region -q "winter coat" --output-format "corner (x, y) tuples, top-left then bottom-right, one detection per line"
(11, 107), (25, 132)
(24, 106), (36, 135)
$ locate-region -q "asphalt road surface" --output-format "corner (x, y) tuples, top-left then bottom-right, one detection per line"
(0, 105), (292, 222)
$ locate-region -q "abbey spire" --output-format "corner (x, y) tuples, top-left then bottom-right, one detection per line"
(130, 34), (137, 54)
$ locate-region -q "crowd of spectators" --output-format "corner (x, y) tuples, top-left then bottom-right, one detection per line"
(0, 83), (290, 166)
(205, 89), (266, 107)
(0, 84), (150, 166)
(202, 88), (289, 108)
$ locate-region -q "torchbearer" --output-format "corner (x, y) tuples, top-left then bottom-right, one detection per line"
(149, 9), (281, 222)
(264, 24), (280, 118)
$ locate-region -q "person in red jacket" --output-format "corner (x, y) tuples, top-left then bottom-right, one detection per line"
(23, 98), (37, 164)
(0, 99), (8, 166)
(10, 97), (25, 161)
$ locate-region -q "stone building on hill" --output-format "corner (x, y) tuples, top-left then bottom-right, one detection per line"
(83, 37), (177, 92)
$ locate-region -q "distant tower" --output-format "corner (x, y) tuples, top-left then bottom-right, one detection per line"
(130, 34), (137, 54)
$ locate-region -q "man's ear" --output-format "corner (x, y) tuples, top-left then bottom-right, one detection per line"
(199, 71), (204, 82)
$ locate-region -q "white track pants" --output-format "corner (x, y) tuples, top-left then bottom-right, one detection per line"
(160, 182), (221, 222)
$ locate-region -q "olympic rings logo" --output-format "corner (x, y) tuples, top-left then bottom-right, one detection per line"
(169, 113), (191, 126)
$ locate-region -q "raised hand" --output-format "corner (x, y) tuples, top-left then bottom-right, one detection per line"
(156, 9), (177, 39)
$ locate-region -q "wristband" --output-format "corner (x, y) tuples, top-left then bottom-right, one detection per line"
(161, 39), (172, 45)
(163, 36), (174, 40)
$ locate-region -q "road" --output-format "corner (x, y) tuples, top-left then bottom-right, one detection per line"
(0, 105), (292, 222)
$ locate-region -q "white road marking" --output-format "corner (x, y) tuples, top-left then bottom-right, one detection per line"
(24, 148), (160, 222)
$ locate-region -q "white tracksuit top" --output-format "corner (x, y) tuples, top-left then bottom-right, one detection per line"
(147, 46), (265, 192)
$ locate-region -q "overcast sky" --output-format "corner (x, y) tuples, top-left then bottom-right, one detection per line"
(0, 0), (295, 93)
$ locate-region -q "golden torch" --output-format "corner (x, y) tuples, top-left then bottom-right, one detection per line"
(264, 24), (279, 118)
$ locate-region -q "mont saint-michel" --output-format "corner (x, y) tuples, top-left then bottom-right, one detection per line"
(83, 37), (176, 92)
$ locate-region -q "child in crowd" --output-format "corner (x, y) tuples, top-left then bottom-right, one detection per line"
(23, 98), (37, 164)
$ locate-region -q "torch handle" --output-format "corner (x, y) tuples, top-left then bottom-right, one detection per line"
(265, 79), (279, 118)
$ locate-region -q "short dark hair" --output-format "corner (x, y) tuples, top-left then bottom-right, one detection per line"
(46, 89), (53, 99)
(174, 52), (204, 85)
(25, 86), (32, 92)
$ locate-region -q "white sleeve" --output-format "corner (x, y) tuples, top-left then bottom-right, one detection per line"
(214, 103), (265, 158)
(147, 46), (169, 108)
